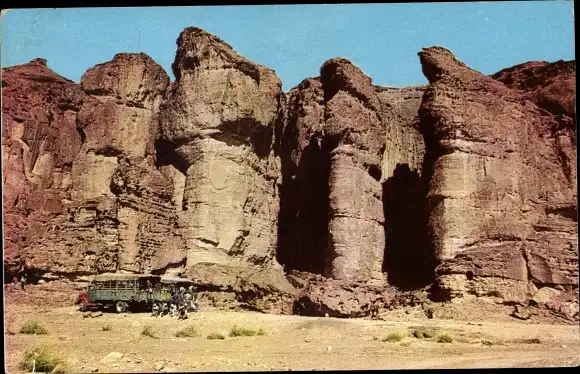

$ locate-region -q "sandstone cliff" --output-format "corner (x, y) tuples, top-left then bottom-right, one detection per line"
(2, 27), (577, 320)
(418, 47), (577, 305)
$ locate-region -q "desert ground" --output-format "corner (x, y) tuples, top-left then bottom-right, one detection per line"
(4, 281), (579, 373)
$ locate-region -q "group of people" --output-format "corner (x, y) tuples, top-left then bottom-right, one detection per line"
(151, 286), (198, 320)
(11, 273), (27, 291)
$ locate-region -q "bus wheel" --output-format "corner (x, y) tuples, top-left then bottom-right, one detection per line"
(78, 300), (87, 312)
(115, 301), (127, 313)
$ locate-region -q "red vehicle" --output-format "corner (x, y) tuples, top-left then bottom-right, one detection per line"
(75, 291), (98, 312)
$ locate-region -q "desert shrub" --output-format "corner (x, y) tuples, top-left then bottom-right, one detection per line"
(175, 326), (200, 338)
(19, 321), (48, 335)
(481, 340), (494, 346)
(382, 332), (404, 343)
(141, 326), (158, 339)
(19, 346), (68, 374)
(101, 324), (112, 331)
(207, 332), (225, 340)
(229, 325), (262, 337)
(436, 334), (453, 343)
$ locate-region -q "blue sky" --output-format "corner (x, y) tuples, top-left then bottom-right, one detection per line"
(0, 2), (575, 92)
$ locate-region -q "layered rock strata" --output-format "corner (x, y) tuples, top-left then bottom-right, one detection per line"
(2, 27), (576, 320)
(418, 47), (577, 302)
(158, 27), (284, 269)
(2, 58), (86, 276)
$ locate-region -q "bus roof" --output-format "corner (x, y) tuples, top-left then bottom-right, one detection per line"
(92, 273), (161, 282)
(159, 276), (194, 284)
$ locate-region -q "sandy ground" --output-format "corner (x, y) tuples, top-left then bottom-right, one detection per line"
(4, 282), (580, 372)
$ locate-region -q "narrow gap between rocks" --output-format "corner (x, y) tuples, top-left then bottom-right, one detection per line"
(382, 163), (434, 290)
(276, 136), (333, 276)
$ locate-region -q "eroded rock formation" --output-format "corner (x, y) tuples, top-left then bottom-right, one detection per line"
(2, 58), (85, 276)
(2, 28), (577, 320)
(159, 27), (283, 270)
(278, 61), (429, 289)
(418, 47), (577, 303)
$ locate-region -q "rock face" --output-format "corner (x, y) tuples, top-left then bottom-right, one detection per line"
(2, 58), (85, 276)
(320, 58), (386, 284)
(277, 77), (328, 275)
(418, 47), (577, 302)
(2, 27), (576, 320)
(73, 53), (183, 274)
(491, 60), (576, 120)
(376, 86), (432, 288)
(288, 270), (395, 317)
(5, 53), (189, 276)
(278, 60), (428, 288)
(159, 27), (283, 271)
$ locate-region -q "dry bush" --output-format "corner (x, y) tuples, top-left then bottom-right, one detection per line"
(436, 334), (454, 343)
(382, 332), (405, 343)
(229, 325), (264, 337)
(141, 326), (158, 339)
(19, 321), (48, 335)
(175, 326), (200, 338)
(19, 346), (68, 374)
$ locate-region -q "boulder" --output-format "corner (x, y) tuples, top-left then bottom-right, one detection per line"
(289, 270), (394, 318)
(101, 352), (123, 363)
(184, 263), (298, 314)
(531, 287), (563, 305)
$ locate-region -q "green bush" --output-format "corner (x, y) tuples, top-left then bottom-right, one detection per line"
(101, 324), (112, 332)
(141, 326), (158, 339)
(19, 346), (68, 374)
(175, 326), (200, 338)
(229, 325), (263, 337)
(382, 332), (404, 343)
(436, 334), (454, 343)
(207, 332), (225, 340)
(19, 321), (48, 335)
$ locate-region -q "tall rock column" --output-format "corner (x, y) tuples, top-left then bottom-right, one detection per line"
(160, 27), (284, 269)
(72, 53), (182, 274)
(418, 47), (577, 301)
(320, 59), (386, 284)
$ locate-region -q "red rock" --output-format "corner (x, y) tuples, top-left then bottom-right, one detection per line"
(2, 29), (576, 319)
(418, 46), (577, 301)
(2, 59), (85, 274)
(491, 60), (576, 120)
